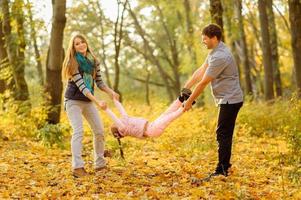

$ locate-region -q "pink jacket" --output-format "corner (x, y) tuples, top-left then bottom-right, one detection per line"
(118, 116), (148, 138)
(105, 99), (183, 138)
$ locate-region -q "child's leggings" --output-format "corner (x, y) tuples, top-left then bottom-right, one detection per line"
(105, 99), (184, 138)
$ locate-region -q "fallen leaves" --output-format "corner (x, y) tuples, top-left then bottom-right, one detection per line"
(0, 104), (300, 199)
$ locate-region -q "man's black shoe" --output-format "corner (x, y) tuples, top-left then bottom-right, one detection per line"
(178, 94), (196, 105)
(210, 170), (228, 177)
(178, 89), (191, 103)
(178, 95), (185, 103)
(191, 170), (228, 186)
(178, 88), (196, 105)
(201, 170), (228, 182)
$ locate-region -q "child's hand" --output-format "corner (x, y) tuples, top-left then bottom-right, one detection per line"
(97, 100), (107, 110)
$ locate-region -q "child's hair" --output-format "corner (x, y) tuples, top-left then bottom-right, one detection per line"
(61, 34), (98, 80)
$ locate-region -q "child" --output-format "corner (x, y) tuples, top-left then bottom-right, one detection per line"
(103, 89), (195, 139)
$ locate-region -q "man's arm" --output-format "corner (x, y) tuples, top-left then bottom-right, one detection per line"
(183, 63), (209, 89)
(183, 74), (213, 111)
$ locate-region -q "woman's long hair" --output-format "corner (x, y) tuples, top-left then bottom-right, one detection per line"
(61, 34), (98, 80)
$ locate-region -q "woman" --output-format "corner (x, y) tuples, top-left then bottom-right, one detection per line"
(62, 34), (119, 177)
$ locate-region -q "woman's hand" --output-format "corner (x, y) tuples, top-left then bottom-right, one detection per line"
(101, 86), (120, 101)
(97, 100), (107, 110)
(110, 91), (120, 101)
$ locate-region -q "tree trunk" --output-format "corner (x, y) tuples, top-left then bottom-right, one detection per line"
(27, 0), (44, 85)
(14, 0), (29, 100)
(183, 0), (205, 105)
(183, 0), (197, 66)
(1, 0), (29, 101)
(247, 10), (263, 49)
(209, 0), (225, 41)
(288, 0), (301, 97)
(273, 3), (291, 32)
(0, 20), (8, 93)
(0, 80), (5, 94)
(96, 1), (112, 88)
(253, 45), (265, 97)
(258, 0), (274, 100)
(154, 0), (181, 95)
(267, 0), (282, 97)
(249, 45), (262, 98)
(235, 0), (253, 95)
(45, 0), (66, 124)
(113, 0), (128, 102)
(145, 71), (150, 106)
(223, 0), (243, 91)
(233, 41), (242, 86)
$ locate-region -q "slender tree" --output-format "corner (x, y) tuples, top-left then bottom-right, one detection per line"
(267, 0), (282, 97)
(258, 0), (274, 100)
(95, 0), (112, 88)
(153, 0), (181, 94)
(183, 0), (205, 105)
(1, 0), (29, 101)
(145, 70), (151, 106)
(235, 0), (253, 95)
(288, 0), (301, 97)
(209, 0), (225, 41)
(45, 0), (66, 123)
(113, 0), (128, 102)
(183, 0), (197, 66)
(223, 0), (242, 88)
(26, 0), (44, 85)
(126, 3), (175, 101)
(0, 19), (8, 93)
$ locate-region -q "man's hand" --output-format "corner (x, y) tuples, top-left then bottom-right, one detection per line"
(183, 100), (193, 111)
(97, 100), (107, 110)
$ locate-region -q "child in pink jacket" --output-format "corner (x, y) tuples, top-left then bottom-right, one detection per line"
(104, 98), (185, 139)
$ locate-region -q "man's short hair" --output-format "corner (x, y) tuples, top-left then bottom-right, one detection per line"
(202, 24), (222, 41)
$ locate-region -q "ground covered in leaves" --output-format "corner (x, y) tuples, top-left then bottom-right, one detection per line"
(0, 102), (300, 199)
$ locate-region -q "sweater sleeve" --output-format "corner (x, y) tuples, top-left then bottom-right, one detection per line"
(95, 62), (106, 89)
(71, 69), (90, 96)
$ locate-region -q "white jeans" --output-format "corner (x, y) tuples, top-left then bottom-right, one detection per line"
(66, 100), (106, 169)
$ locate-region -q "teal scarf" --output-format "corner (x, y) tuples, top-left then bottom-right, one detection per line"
(75, 52), (95, 94)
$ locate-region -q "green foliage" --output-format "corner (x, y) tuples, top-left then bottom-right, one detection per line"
(285, 97), (301, 184)
(0, 97), (38, 138)
(0, 92), (70, 149)
(237, 95), (301, 183)
(0, 88), (68, 148)
(36, 123), (69, 149)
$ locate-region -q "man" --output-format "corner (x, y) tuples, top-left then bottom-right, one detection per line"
(182, 24), (243, 179)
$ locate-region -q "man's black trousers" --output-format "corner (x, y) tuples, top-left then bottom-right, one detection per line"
(215, 102), (243, 173)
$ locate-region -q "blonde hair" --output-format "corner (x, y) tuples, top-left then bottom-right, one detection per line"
(62, 34), (98, 80)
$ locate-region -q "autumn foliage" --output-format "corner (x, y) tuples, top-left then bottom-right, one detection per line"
(0, 97), (300, 199)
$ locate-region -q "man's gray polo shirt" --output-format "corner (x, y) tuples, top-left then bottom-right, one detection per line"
(204, 42), (243, 105)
